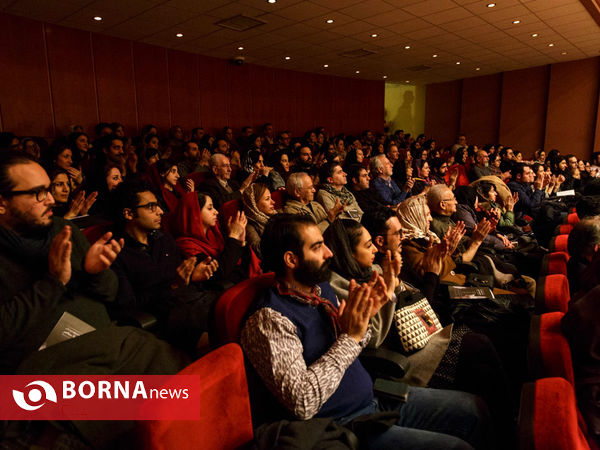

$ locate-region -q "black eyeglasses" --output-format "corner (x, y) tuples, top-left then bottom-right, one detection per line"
(0, 186), (51, 202)
(135, 202), (161, 213)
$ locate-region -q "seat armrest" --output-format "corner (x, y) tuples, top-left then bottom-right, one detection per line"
(124, 310), (158, 330)
(359, 347), (410, 380)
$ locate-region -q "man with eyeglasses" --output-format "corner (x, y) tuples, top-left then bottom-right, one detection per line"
(469, 150), (492, 182)
(110, 180), (219, 356)
(0, 153), (189, 442)
(203, 153), (254, 210)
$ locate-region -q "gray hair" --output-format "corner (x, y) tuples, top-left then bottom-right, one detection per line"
(287, 172), (308, 197)
(568, 217), (600, 259)
(370, 154), (386, 175)
(210, 153), (228, 168)
(426, 184), (449, 212)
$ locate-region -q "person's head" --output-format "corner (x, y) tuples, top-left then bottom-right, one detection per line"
(53, 145), (73, 170)
(242, 126), (254, 138)
(213, 139), (229, 155)
(531, 162), (545, 180)
(320, 162), (346, 188)
(183, 141), (201, 163)
(278, 152), (290, 172)
(514, 150), (523, 162)
(347, 164), (369, 191)
(111, 122), (125, 138)
(170, 126), (183, 141)
(243, 183), (276, 218)
(104, 165), (123, 192)
(427, 184), (456, 216)
(146, 148), (160, 166)
(475, 150), (489, 167)
(68, 132), (89, 155)
(297, 146), (313, 164)
(196, 193), (219, 230)
(335, 137), (345, 152)
(370, 154), (392, 178)
(454, 186), (478, 210)
(454, 147), (468, 165)
(0, 132), (20, 151)
(324, 219), (376, 281)
(535, 149), (546, 163)
(568, 218), (600, 262)
(210, 153), (232, 181)
(192, 127), (205, 141)
(578, 160), (586, 173)
(361, 207), (402, 253)
(457, 134), (467, 146)
(430, 157), (447, 176)
(476, 181), (498, 203)
(0, 153), (55, 235)
(566, 154), (578, 173)
(555, 156), (568, 173)
(287, 172), (315, 204)
(261, 213), (333, 284)
(115, 180), (164, 233)
(500, 147), (514, 161)
(95, 122), (113, 137)
(144, 133), (160, 150)
(101, 135), (125, 164)
(386, 144), (399, 163)
(21, 138), (41, 160)
(489, 152), (501, 168)
(48, 167), (71, 204)
(141, 124), (158, 137)
(156, 159), (179, 188)
(262, 123), (274, 138)
(576, 196), (600, 220)
(511, 163), (534, 184)
(244, 150), (264, 174)
(418, 160), (430, 179)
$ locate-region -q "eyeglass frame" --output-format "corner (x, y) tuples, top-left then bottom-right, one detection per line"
(134, 202), (162, 213)
(0, 186), (52, 202)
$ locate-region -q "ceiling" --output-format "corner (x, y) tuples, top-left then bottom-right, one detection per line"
(2, 0), (600, 84)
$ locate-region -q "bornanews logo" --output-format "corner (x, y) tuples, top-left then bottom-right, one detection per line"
(0, 376), (202, 420)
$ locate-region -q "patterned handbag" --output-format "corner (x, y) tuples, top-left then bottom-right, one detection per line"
(394, 296), (442, 353)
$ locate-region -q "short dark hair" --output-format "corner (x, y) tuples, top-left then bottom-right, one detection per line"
(361, 207), (396, 241)
(576, 196), (600, 219)
(94, 122), (111, 136)
(510, 162), (526, 180)
(346, 164), (366, 186)
(323, 219), (371, 282)
(112, 179), (156, 228)
(261, 214), (317, 276)
(568, 219), (600, 258)
(319, 161), (341, 184)
(100, 134), (125, 150)
(0, 151), (37, 193)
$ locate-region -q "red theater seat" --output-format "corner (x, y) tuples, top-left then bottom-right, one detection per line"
(81, 222), (114, 244)
(214, 272), (276, 345)
(540, 252), (569, 277)
(549, 234), (569, 253)
(270, 189), (286, 210)
(519, 377), (591, 450)
(535, 274), (570, 313)
(567, 213), (580, 226)
(185, 171), (208, 187)
(140, 343), (253, 450)
(220, 199), (242, 226)
(555, 224), (573, 235)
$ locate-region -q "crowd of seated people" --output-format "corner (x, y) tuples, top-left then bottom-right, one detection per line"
(1, 124), (600, 448)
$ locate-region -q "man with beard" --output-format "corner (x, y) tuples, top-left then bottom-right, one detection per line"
(177, 141), (207, 178)
(0, 153), (188, 445)
(240, 213), (491, 449)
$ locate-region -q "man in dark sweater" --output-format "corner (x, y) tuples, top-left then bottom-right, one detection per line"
(506, 162), (545, 218)
(240, 213), (491, 449)
(111, 180), (219, 354)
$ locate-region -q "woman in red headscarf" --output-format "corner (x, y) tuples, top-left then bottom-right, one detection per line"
(171, 192), (261, 285)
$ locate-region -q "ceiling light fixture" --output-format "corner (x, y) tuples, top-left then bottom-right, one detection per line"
(267, 0), (277, 3)
(371, 33), (378, 37)
(324, 64), (329, 68)
(432, 54), (438, 58)
(561, 51), (567, 55)
(487, 3), (496, 7)
(531, 33), (538, 37)
(548, 43), (554, 47)
(456, 61), (461, 65)
(355, 70), (360, 74)
(326, 19), (334, 23)
(285, 56), (291, 60)
(238, 46), (244, 50)
(512, 19), (521, 24)
(476, 67), (481, 71)
(93, 16), (102, 21)
(404, 45), (411, 49)
(383, 75), (387, 79)
(405, 80), (410, 83)
(176, 33), (183, 37)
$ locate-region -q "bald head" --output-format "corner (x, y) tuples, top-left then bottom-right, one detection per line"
(427, 184), (454, 215)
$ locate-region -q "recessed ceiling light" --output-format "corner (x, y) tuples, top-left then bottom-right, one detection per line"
(284, 56), (291, 60)
(476, 67), (481, 71)
(405, 80), (410, 83)
(456, 61), (461, 65)
(323, 64), (329, 68)
(561, 51), (567, 55)
(371, 33), (378, 37)
(238, 46), (244, 50)
(487, 3), (496, 7)
(93, 16), (102, 21)
(512, 19), (521, 24)
(404, 45), (411, 49)
(355, 70), (360, 74)
(531, 33), (538, 37)
(267, 0), (277, 3)
(383, 75), (387, 79)
(432, 54), (438, 58)
(176, 33), (183, 38)
(326, 19), (334, 24)
(548, 43), (554, 47)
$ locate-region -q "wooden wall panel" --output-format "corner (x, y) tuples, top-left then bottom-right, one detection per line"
(227, 64), (253, 130)
(249, 64), (275, 129)
(0, 13), (53, 137)
(133, 42), (170, 133)
(295, 71), (315, 134)
(271, 68), (297, 133)
(198, 56), (228, 133)
(45, 24), (98, 137)
(168, 49), (200, 131)
(313, 75), (335, 132)
(545, 58), (600, 159)
(424, 80), (461, 148)
(460, 73), (502, 147)
(92, 34), (137, 134)
(499, 66), (549, 157)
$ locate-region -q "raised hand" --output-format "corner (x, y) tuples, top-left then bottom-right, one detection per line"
(402, 178), (415, 192)
(338, 280), (373, 343)
(228, 211), (247, 243)
(444, 221), (466, 255)
(327, 198), (345, 222)
(472, 218), (492, 243)
(174, 256), (196, 288)
(381, 250), (401, 297)
(185, 178), (195, 192)
(67, 167), (83, 185)
(84, 231), (124, 274)
(422, 239), (446, 275)
(48, 226), (72, 286)
(80, 191), (98, 215)
(192, 256), (219, 282)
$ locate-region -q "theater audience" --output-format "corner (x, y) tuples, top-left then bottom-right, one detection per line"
(506, 163), (545, 218)
(203, 153), (254, 210)
(48, 167), (96, 220)
(469, 149), (492, 181)
(267, 150), (291, 190)
(316, 162), (363, 221)
(242, 183), (276, 259)
(177, 141), (207, 178)
(370, 154), (412, 205)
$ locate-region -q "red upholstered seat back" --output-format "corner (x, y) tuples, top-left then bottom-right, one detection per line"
(270, 190), (286, 210)
(536, 274), (570, 313)
(541, 252), (570, 277)
(140, 343), (253, 449)
(567, 213), (580, 226)
(550, 234), (569, 253)
(81, 222), (114, 244)
(214, 272), (277, 345)
(558, 224), (573, 235)
(220, 199), (242, 226)
(538, 312), (575, 386)
(185, 171), (208, 187)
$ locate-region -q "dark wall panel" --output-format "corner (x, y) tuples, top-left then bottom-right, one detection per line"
(295, 71), (315, 134)
(45, 24), (98, 137)
(227, 64), (253, 130)
(271, 68), (297, 133)
(0, 14), (53, 137)
(499, 66), (549, 156)
(460, 73), (502, 147)
(133, 42), (170, 133)
(168, 49), (200, 131)
(249, 64), (275, 129)
(545, 58), (600, 159)
(198, 56), (228, 133)
(92, 34), (137, 134)
(424, 80), (462, 148)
